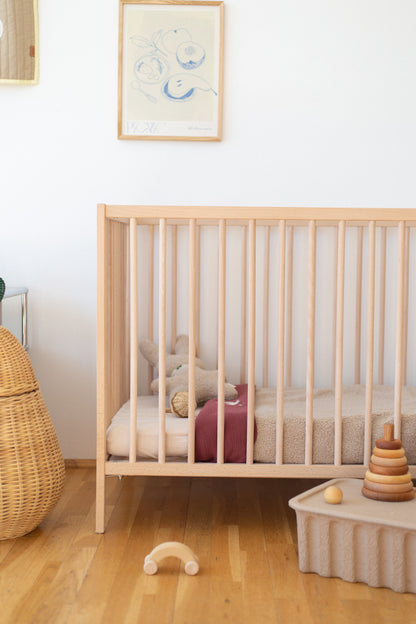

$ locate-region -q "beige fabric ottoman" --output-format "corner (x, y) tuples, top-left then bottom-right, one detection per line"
(289, 478), (416, 593)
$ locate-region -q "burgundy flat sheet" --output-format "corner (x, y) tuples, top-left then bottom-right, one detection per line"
(195, 384), (257, 463)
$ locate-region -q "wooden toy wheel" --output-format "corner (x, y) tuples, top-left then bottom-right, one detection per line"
(143, 556), (159, 575)
(184, 560), (199, 575)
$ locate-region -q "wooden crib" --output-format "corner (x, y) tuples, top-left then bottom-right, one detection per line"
(96, 205), (416, 533)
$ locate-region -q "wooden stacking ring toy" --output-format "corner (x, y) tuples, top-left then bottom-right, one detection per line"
(368, 462), (409, 476)
(370, 454), (407, 467)
(373, 447), (405, 459)
(363, 479), (414, 494)
(365, 470), (411, 485)
(362, 424), (415, 502)
(361, 487), (415, 502)
(375, 435), (402, 450)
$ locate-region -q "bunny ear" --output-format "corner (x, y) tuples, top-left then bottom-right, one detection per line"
(139, 339), (159, 366)
(224, 383), (238, 401)
(0, 278), (5, 302)
(174, 335), (189, 354)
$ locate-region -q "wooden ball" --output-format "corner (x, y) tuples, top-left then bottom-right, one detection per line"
(324, 485), (343, 504)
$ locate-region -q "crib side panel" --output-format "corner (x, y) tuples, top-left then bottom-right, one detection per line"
(100, 206), (416, 484)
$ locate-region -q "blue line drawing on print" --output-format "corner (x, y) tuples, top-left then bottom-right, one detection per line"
(131, 29), (168, 57)
(131, 54), (169, 103)
(130, 33), (170, 103)
(161, 28), (191, 53)
(162, 74), (217, 102)
(176, 41), (205, 70)
(129, 27), (215, 104)
(161, 29), (206, 70)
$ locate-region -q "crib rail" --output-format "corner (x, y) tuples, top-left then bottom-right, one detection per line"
(97, 205), (416, 532)
(104, 205), (416, 225)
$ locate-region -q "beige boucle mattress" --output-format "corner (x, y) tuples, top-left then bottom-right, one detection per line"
(106, 385), (416, 464)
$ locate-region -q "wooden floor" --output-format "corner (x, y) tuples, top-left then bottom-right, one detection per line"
(0, 468), (415, 623)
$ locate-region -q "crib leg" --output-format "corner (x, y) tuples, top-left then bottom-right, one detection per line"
(143, 542), (199, 575)
(95, 464), (106, 534)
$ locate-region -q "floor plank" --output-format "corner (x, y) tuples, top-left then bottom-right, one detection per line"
(0, 469), (415, 624)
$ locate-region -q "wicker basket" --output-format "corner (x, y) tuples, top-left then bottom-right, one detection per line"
(0, 327), (65, 540)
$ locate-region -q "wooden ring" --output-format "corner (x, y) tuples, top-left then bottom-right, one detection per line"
(375, 438), (402, 450)
(362, 486), (415, 502)
(373, 447), (405, 459)
(370, 454), (407, 467)
(363, 479), (414, 493)
(365, 470), (411, 484)
(368, 462), (409, 476)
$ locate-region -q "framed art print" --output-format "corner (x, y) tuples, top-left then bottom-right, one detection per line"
(118, 0), (223, 141)
(0, 0), (39, 84)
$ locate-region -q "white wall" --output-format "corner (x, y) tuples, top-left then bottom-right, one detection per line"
(1, 0), (415, 458)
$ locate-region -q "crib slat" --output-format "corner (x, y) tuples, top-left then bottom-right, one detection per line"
(158, 218), (167, 463)
(240, 226), (247, 384)
(402, 226), (410, 385)
(276, 220), (286, 465)
(129, 219), (138, 463)
(355, 226), (363, 384)
(148, 225), (154, 391)
(394, 221), (405, 438)
(247, 219), (256, 465)
(188, 219), (196, 463)
(378, 227), (387, 385)
(364, 221), (376, 466)
(196, 224), (201, 357)
(305, 221), (316, 465)
(217, 219), (226, 464)
(171, 225), (177, 350)
(106, 222), (129, 417)
(334, 221), (345, 466)
(332, 227), (339, 388)
(286, 226), (293, 387)
(263, 226), (270, 387)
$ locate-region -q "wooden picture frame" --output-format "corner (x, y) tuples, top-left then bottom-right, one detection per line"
(118, 0), (223, 141)
(0, 0), (39, 84)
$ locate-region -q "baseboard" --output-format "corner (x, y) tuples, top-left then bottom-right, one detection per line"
(64, 459), (96, 469)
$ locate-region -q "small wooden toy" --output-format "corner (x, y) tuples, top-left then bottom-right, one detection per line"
(363, 479), (414, 493)
(368, 462), (408, 476)
(143, 542), (199, 575)
(375, 437), (402, 450)
(324, 485), (343, 504)
(361, 487), (415, 502)
(370, 454), (407, 467)
(373, 447), (405, 459)
(362, 424), (415, 502)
